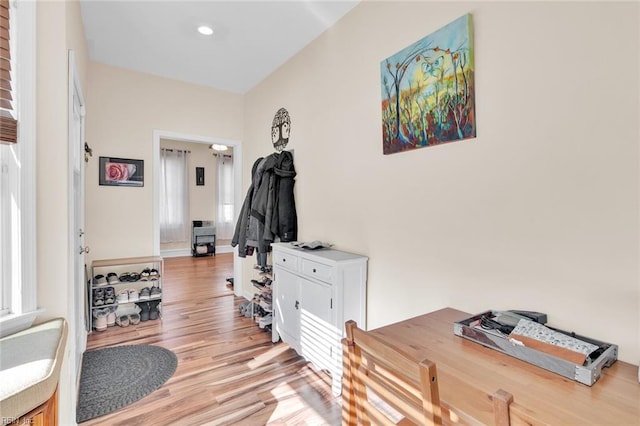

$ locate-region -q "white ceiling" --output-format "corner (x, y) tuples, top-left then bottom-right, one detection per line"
(80, 1), (359, 94)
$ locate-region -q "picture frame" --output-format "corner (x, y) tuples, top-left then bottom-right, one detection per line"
(99, 156), (144, 187)
(381, 13), (475, 155)
(196, 167), (205, 186)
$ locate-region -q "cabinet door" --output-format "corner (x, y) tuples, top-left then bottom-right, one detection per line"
(274, 268), (300, 350)
(299, 278), (334, 371)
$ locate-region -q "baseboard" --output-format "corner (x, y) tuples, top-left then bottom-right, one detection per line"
(161, 246), (233, 258)
(160, 249), (191, 258)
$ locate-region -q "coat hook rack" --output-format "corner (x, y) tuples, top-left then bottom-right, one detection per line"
(84, 142), (93, 163)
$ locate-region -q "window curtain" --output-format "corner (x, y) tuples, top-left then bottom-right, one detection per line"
(160, 148), (189, 243)
(216, 154), (234, 240)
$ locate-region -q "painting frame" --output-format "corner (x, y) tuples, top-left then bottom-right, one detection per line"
(196, 167), (205, 186)
(381, 13), (475, 155)
(98, 156), (144, 187)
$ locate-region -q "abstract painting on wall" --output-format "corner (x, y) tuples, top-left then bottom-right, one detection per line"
(381, 14), (475, 155)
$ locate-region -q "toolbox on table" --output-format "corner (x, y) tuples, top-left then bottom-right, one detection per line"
(453, 310), (617, 386)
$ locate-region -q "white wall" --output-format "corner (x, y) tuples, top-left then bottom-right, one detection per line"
(84, 63), (243, 263)
(36, 1), (89, 424)
(243, 1), (639, 363)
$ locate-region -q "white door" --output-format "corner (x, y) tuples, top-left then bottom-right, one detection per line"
(274, 268), (300, 350)
(299, 278), (333, 370)
(69, 51), (87, 377)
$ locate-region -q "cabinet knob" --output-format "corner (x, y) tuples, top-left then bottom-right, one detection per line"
(313, 268), (316, 273)
(283, 258), (286, 262)
(294, 300), (299, 310)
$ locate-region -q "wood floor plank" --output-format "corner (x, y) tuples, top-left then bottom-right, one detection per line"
(83, 254), (341, 425)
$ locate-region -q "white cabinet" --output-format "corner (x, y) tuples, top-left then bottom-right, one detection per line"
(271, 243), (367, 396)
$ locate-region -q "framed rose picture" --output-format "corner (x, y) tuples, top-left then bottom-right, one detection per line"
(99, 157), (144, 187)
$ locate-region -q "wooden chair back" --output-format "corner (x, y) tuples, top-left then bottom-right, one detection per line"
(344, 320), (443, 425)
(343, 320), (513, 426)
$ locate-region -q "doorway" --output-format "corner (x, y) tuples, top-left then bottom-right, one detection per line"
(152, 130), (243, 297)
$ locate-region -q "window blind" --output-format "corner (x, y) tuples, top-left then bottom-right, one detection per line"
(0, 0), (16, 144)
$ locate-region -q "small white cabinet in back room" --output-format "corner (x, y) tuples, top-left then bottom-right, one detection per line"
(271, 242), (368, 396)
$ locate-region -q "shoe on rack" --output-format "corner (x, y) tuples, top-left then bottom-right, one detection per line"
(150, 285), (161, 299)
(251, 280), (271, 293)
(128, 288), (139, 302)
(116, 315), (130, 327)
(149, 268), (160, 280)
(116, 304), (139, 320)
(257, 304), (268, 317)
(106, 307), (116, 327)
(116, 289), (129, 303)
(104, 287), (116, 305)
(140, 268), (151, 281)
(260, 285), (272, 294)
(258, 313), (273, 329)
(106, 272), (119, 285)
(253, 264), (272, 273)
(136, 302), (150, 322)
(251, 277), (272, 291)
(139, 287), (150, 300)
(258, 299), (272, 312)
(249, 301), (266, 318)
(94, 309), (108, 331)
(93, 288), (105, 306)
(259, 293), (272, 302)
(251, 276), (272, 285)
(240, 302), (253, 318)
(129, 312), (141, 325)
(148, 300), (161, 320)
(93, 274), (108, 286)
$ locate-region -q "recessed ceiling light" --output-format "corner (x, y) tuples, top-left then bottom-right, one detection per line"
(198, 25), (214, 36)
(210, 144), (228, 152)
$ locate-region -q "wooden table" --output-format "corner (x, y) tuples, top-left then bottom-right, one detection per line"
(342, 308), (640, 425)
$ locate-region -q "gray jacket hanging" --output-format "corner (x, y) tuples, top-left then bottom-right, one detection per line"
(232, 151), (297, 257)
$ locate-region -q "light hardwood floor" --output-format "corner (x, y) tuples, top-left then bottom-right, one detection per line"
(85, 254), (341, 425)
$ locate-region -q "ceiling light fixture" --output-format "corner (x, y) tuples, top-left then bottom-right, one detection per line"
(210, 144), (228, 152)
(197, 25), (214, 36)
